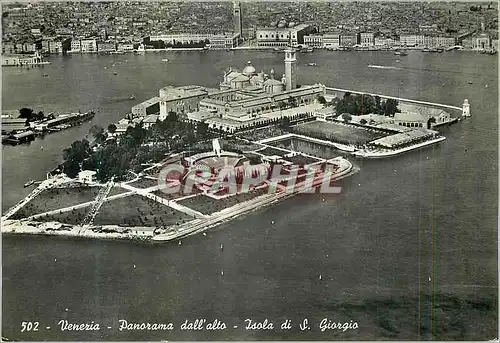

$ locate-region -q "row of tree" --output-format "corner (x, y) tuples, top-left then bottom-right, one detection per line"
(18, 108), (54, 122)
(333, 93), (400, 117)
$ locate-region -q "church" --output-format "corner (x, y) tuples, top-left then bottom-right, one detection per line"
(186, 48), (326, 132)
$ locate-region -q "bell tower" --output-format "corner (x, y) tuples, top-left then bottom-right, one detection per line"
(284, 48), (297, 91)
(233, 2), (242, 38)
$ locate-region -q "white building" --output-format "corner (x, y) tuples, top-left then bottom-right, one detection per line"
(256, 24), (312, 47)
(323, 33), (341, 49)
(78, 170), (96, 183)
(81, 39), (97, 53)
(304, 35), (323, 48)
(70, 39), (81, 53)
(359, 32), (375, 46)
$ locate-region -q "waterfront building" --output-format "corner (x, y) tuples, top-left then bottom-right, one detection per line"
(149, 33), (238, 49)
(473, 33), (491, 50)
(1, 117), (29, 134)
(359, 32), (375, 46)
(492, 39), (499, 51)
(340, 34), (358, 47)
(395, 103), (453, 128)
(70, 39), (81, 53)
(399, 34), (425, 47)
(374, 36), (396, 48)
(158, 85), (234, 120)
(80, 39), (97, 53)
(323, 33), (341, 49)
(97, 41), (117, 52)
(131, 97), (160, 118)
(304, 35), (323, 48)
(117, 43), (134, 51)
(2, 51), (46, 66)
(256, 24), (312, 47)
(233, 2), (242, 39)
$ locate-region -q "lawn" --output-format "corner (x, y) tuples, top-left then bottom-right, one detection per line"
(177, 187), (268, 215)
(292, 121), (387, 144)
(11, 186), (102, 219)
(127, 177), (159, 189)
(257, 146), (289, 156)
(35, 206), (91, 226)
(94, 194), (193, 227)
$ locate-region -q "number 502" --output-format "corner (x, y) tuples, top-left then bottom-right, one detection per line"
(21, 321), (39, 332)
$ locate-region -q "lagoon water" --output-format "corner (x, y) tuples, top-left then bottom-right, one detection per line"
(2, 50), (498, 340)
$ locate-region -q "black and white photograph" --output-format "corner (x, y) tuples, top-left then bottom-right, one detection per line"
(1, 0), (498, 340)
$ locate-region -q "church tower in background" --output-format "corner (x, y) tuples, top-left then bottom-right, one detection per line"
(233, 2), (243, 39)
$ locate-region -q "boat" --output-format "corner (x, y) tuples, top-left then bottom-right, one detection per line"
(161, 58), (169, 62)
(400, 50), (408, 56)
(307, 62), (317, 66)
(422, 48), (430, 52)
(113, 71), (118, 75)
(42, 74), (48, 77)
(429, 47), (438, 53)
(394, 51), (401, 55)
(129, 95), (136, 100)
(24, 180), (35, 187)
(437, 48), (444, 53)
(468, 81), (474, 84)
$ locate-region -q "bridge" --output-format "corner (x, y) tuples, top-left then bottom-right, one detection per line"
(325, 87), (463, 111)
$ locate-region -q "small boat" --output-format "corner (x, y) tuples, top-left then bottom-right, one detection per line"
(468, 81), (473, 84)
(161, 58), (169, 62)
(307, 62), (317, 66)
(394, 51), (401, 55)
(42, 74), (48, 77)
(40, 146), (44, 150)
(220, 243), (224, 250)
(319, 274), (322, 280)
(400, 51), (407, 56)
(113, 71), (118, 75)
(422, 48), (430, 52)
(129, 95), (136, 100)
(24, 180), (35, 187)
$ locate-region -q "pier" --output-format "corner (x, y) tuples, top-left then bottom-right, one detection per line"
(325, 87), (463, 111)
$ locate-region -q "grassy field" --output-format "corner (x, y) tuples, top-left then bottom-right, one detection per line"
(257, 146), (289, 156)
(293, 121), (387, 144)
(35, 206), (91, 225)
(127, 177), (159, 189)
(177, 187), (268, 215)
(11, 186), (102, 219)
(107, 186), (130, 197)
(94, 194), (192, 227)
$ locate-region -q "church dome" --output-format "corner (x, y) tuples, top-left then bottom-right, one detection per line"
(242, 61), (257, 76)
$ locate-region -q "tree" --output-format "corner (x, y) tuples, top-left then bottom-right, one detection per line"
(317, 95), (327, 104)
(279, 116), (291, 129)
(384, 99), (399, 116)
(341, 113), (352, 123)
(108, 123), (117, 134)
(18, 108), (34, 119)
(62, 139), (92, 178)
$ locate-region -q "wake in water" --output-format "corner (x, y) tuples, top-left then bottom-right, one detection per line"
(367, 65), (399, 70)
